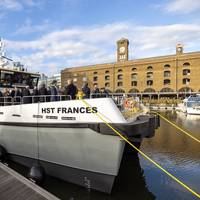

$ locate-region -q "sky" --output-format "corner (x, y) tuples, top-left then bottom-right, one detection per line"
(0, 0), (200, 76)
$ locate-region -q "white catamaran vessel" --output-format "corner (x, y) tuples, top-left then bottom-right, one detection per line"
(0, 39), (159, 193)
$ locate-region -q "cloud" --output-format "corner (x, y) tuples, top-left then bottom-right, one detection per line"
(4, 22), (200, 76)
(14, 19), (51, 35)
(161, 0), (200, 14)
(0, 0), (45, 11)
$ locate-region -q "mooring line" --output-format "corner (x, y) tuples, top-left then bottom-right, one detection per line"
(81, 99), (200, 199)
(152, 111), (200, 144)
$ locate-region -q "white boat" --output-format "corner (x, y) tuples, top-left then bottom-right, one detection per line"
(178, 95), (200, 115)
(0, 39), (159, 193)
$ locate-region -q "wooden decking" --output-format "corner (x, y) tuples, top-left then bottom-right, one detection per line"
(0, 163), (59, 200)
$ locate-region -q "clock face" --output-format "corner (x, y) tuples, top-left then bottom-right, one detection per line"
(119, 46), (125, 53)
(177, 47), (182, 52)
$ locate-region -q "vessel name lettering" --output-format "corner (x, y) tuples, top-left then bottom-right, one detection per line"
(41, 107), (98, 114)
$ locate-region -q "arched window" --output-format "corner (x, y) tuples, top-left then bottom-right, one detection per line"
(147, 72), (153, 79)
(129, 88), (139, 93)
(160, 88), (174, 93)
(131, 73), (137, 79)
(183, 62), (190, 67)
(147, 66), (153, 70)
(118, 69), (123, 73)
(147, 80), (153, 86)
(93, 71), (98, 75)
(183, 69), (190, 75)
(164, 70), (170, 77)
(105, 82), (110, 87)
(117, 82), (123, 87)
(164, 79), (170, 85)
(183, 78), (190, 85)
(179, 87), (193, 92)
(105, 70), (109, 74)
(93, 76), (98, 82)
(131, 81), (137, 86)
(164, 64), (170, 68)
(117, 74), (123, 80)
(105, 75), (110, 80)
(144, 88), (155, 93)
(132, 67), (137, 71)
(115, 89), (125, 93)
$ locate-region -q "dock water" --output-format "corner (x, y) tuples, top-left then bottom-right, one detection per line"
(0, 162), (59, 200)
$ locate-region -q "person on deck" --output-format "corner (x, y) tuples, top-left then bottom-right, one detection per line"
(91, 84), (100, 98)
(22, 86), (32, 104)
(63, 79), (78, 100)
(38, 83), (48, 102)
(82, 82), (90, 99)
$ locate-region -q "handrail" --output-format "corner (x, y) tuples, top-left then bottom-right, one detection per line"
(0, 95), (71, 106)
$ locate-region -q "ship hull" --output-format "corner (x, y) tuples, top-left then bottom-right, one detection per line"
(0, 125), (125, 193)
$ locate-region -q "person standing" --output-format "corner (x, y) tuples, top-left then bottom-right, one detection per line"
(50, 80), (58, 102)
(91, 84), (100, 98)
(38, 83), (48, 102)
(63, 79), (78, 100)
(82, 83), (90, 99)
(32, 86), (39, 103)
(22, 86), (32, 104)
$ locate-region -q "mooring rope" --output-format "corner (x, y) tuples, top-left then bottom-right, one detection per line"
(81, 99), (200, 199)
(152, 111), (200, 144)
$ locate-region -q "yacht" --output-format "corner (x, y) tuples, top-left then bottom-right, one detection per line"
(177, 95), (200, 115)
(0, 39), (159, 193)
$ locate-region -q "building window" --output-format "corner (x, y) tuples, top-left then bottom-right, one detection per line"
(105, 82), (110, 87)
(164, 64), (170, 68)
(183, 69), (190, 75)
(105, 70), (109, 74)
(131, 73), (137, 80)
(93, 71), (98, 75)
(164, 70), (170, 77)
(117, 74), (123, 80)
(147, 66), (153, 70)
(131, 81), (137, 86)
(93, 76), (98, 82)
(132, 67), (137, 71)
(183, 62), (190, 67)
(183, 78), (190, 85)
(147, 72), (153, 79)
(164, 79), (170, 85)
(118, 69), (123, 73)
(105, 75), (110, 80)
(117, 82), (123, 87)
(147, 80), (153, 86)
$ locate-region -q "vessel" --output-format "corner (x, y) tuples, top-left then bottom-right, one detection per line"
(0, 39), (159, 193)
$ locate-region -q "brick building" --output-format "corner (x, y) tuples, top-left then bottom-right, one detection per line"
(61, 38), (200, 93)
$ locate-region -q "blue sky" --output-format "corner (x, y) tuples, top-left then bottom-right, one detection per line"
(0, 0), (200, 75)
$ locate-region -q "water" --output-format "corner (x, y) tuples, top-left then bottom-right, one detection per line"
(7, 111), (200, 200)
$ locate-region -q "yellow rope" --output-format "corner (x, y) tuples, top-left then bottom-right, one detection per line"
(81, 99), (200, 199)
(152, 111), (200, 144)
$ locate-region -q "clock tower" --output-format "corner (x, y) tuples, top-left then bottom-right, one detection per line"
(176, 44), (183, 55)
(117, 38), (129, 62)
